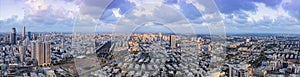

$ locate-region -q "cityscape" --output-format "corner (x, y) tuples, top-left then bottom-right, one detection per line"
(1, 26), (300, 76)
(0, 0), (300, 77)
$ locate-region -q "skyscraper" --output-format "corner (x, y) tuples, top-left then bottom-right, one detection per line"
(34, 41), (51, 66)
(32, 33), (36, 40)
(19, 46), (25, 62)
(158, 32), (163, 41)
(22, 26), (26, 40)
(10, 27), (16, 45)
(28, 32), (31, 40)
(43, 41), (51, 66)
(170, 35), (177, 49)
(31, 41), (36, 60)
(35, 41), (43, 66)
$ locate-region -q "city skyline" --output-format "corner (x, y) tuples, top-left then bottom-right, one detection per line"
(1, 0), (300, 76)
(0, 0), (299, 33)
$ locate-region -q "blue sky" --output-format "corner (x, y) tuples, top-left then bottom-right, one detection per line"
(0, 0), (299, 34)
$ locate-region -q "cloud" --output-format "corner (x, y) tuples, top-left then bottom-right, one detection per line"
(73, 0), (113, 33)
(244, 2), (294, 23)
(128, 0), (164, 6)
(78, 0), (113, 19)
(214, 0), (256, 14)
(0, 16), (22, 32)
(0, 0), (79, 32)
(1, 0), (298, 33)
(132, 4), (159, 17)
(178, 1), (202, 20)
(217, 0), (300, 33)
(282, 0), (300, 19)
(112, 8), (122, 18)
(25, 0), (49, 11)
(115, 3), (195, 34)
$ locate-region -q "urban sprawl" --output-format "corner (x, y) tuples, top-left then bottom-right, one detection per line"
(0, 26), (300, 77)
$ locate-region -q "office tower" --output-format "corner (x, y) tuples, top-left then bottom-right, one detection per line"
(34, 41), (51, 66)
(19, 46), (25, 62)
(28, 32), (31, 40)
(3, 35), (8, 43)
(169, 35), (177, 49)
(43, 41), (51, 66)
(74, 32), (77, 37)
(31, 41), (36, 60)
(10, 27), (17, 45)
(32, 33), (35, 40)
(159, 32), (162, 40)
(22, 26), (26, 40)
(36, 41), (43, 66)
(61, 39), (64, 48)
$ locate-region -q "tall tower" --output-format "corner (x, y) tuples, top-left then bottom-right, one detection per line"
(22, 26), (26, 40)
(31, 41), (36, 60)
(158, 32), (162, 41)
(36, 41), (43, 66)
(32, 33), (35, 40)
(43, 41), (51, 66)
(34, 41), (51, 66)
(28, 32), (31, 40)
(10, 27), (16, 45)
(169, 35), (177, 49)
(19, 46), (25, 62)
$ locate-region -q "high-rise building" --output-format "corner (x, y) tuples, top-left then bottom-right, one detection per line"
(22, 26), (26, 40)
(43, 41), (51, 66)
(169, 35), (177, 49)
(36, 41), (43, 66)
(3, 35), (9, 43)
(33, 34), (36, 40)
(34, 41), (51, 66)
(19, 46), (26, 62)
(159, 32), (162, 40)
(31, 41), (36, 60)
(10, 27), (16, 45)
(28, 32), (31, 40)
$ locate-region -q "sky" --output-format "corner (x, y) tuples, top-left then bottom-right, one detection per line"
(0, 0), (299, 34)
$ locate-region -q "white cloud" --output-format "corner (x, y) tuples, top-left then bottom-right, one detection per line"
(184, 0), (205, 12)
(128, 0), (164, 6)
(193, 3), (206, 12)
(115, 3), (196, 34)
(73, 0), (113, 32)
(79, 0), (113, 19)
(172, 4), (180, 10)
(132, 4), (159, 17)
(143, 22), (155, 26)
(127, 0), (142, 6)
(202, 14), (214, 20)
(185, 0), (193, 4)
(0, 0), (81, 32)
(25, 0), (49, 11)
(244, 2), (296, 23)
(112, 8), (122, 18)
